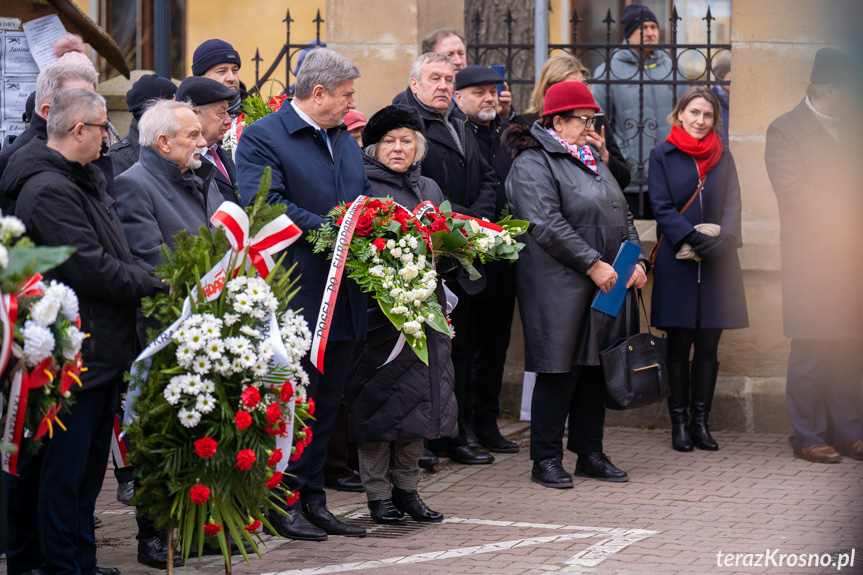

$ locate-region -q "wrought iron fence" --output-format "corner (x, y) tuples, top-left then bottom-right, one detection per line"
(251, 9), (326, 95)
(468, 6), (730, 219)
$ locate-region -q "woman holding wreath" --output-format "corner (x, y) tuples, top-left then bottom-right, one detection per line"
(503, 82), (648, 489)
(648, 86), (748, 453)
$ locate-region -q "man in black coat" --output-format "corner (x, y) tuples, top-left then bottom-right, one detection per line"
(0, 88), (164, 575)
(453, 65), (519, 455)
(403, 52), (497, 466)
(176, 76), (239, 203)
(107, 73), (177, 176)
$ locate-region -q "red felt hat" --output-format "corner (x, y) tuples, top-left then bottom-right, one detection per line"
(542, 81), (600, 117)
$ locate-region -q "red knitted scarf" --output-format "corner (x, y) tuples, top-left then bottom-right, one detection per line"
(666, 125), (722, 178)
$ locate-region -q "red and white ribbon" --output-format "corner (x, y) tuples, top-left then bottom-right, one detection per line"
(111, 414), (131, 468)
(0, 275), (44, 377)
(310, 197), (368, 373)
(2, 370), (27, 475)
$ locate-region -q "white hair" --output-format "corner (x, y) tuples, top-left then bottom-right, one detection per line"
(35, 64), (98, 110)
(138, 99), (196, 148)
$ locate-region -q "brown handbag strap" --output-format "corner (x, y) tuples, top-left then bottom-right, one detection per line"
(650, 175), (707, 266)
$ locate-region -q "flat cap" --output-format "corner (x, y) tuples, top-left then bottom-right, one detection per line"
(455, 65), (504, 91)
(176, 76), (237, 107)
(126, 73), (177, 120)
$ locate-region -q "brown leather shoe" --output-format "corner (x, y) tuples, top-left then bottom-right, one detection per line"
(793, 443), (842, 463)
(833, 438), (863, 461)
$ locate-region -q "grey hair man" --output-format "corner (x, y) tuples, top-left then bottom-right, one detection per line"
(0, 64), (98, 182)
(403, 51), (498, 467)
(1, 87), (163, 575)
(236, 47), (371, 541)
(114, 99), (221, 267)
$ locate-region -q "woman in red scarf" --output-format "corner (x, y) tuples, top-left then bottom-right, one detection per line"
(648, 86), (749, 453)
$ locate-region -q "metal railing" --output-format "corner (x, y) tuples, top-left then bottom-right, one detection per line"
(468, 6), (730, 219)
(251, 9), (326, 95)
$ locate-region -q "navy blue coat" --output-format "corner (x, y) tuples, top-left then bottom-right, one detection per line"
(648, 140), (748, 330)
(235, 102), (370, 341)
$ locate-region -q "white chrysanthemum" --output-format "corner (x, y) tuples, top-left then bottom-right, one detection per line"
(213, 357), (233, 376)
(178, 408), (201, 428)
(231, 358), (246, 373)
(205, 339), (224, 359)
(238, 351), (257, 369)
(22, 320), (55, 366)
(176, 343), (195, 367)
(180, 374), (204, 394)
(257, 340), (274, 363)
(184, 328), (207, 350)
(163, 382), (183, 405)
(223, 313), (240, 326)
(195, 393), (216, 414)
(199, 319), (222, 338)
(191, 355), (212, 374)
(225, 336), (252, 355)
(232, 297), (254, 315)
(200, 378), (216, 393)
(252, 359), (269, 377)
(43, 281), (79, 321)
(61, 325), (86, 360)
(183, 315), (203, 327)
(1, 215), (26, 238)
(30, 296), (61, 327)
(226, 276), (248, 292)
(239, 325), (261, 338)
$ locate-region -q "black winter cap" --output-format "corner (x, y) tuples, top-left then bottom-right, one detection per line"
(810, 48), (856, 85)
(622, 3), (659, 40)
(126, 73), (177, 120)
(361, 105), (424, 147)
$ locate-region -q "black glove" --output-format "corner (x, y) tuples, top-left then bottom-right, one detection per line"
(680, 231), (711, 251)
(693, 233), (736, 261)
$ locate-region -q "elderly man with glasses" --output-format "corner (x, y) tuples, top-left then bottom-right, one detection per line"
(0, 87), (165, 575)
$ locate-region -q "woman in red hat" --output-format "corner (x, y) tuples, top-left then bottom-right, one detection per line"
(648, 86), (748, 453)
(502, 81), (648, 489)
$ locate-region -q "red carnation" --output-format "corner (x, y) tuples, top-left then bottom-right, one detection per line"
(194, 437), (218, 458)
(241, 386), (261, 408)
(336, 216), (344, 226)
(280, 381), (294, 402)
(266, 403), (282, 424)
(267, 448), (283, 466)
(299, 426), (313, 447)
(430, 219), (449, 233)
(290, 442), (305, 462)
(266, 471), (284, 489)
(367, 199), (384, 210)
(266, 419), (287, 436)
(235, 410), (252, 430)
(236, 449), (256, 470)
(190, 484), (210, 504)
(286, 490), (300, 507)
(355, 212), (374, 237)
(244, 519), (262, 532)
(372, 237), (387, 252)
(392, 209), (409, 226)
(307, 398), (316, 416)
(204, 522), (222, 535)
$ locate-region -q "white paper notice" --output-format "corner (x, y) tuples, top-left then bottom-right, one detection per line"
(22, 15), (68, 71)
(3, 78), (37, 121)
(2, 33), (40, 77)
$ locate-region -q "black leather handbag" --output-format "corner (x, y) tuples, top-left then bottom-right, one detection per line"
(600, 290), (670, 410)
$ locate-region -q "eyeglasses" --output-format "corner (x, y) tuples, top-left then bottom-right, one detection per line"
(565, 115), (596, 129)
(69, 121), (110, 133)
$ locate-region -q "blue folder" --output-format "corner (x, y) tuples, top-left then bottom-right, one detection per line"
(591, 241), (641, 317)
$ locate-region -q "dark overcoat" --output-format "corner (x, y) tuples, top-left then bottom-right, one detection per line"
(648, 139), (749, 330)
(346, 155), (458, 443)
(210, 145), (239, 204)
(0, 138), (164, 391)
(765, 100), (862, 340)
(235, 101), (370, 341)
(106, 117), (140, 177)
(503, 122), (646, 372)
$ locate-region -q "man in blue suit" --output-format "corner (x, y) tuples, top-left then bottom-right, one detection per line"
(236, 47), (369, 541)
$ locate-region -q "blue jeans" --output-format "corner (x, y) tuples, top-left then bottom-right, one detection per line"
(5, 383), (117, 575)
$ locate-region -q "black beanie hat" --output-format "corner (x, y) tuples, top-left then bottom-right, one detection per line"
(622, 3), (659, 40)
(810, 48), (855, 85)
(192, 39), (241, 77)
(23, 91), (36, 123)
(126, 73), (177, 120)
(361, 105), (424, 147)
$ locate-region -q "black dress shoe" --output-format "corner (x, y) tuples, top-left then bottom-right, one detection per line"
(93, 516), (102, 529)
(116, 480), (134, 505)
(531, 458), (573, 489)
(465, 425), (480, 449)
(368, 498), (406, 524)
(392, 487), (443, 522)
(265, 510), (327, 541)
(574, 452), (629, 483)
(418, 446), (439, 469)
(137, 535), (184, 568)
(433, 444), (494, 465)
(475, 427), (519, 454)
(94, 567), (120, 575)
(325, 474), (365, 492)
(303, 501), (366, 537)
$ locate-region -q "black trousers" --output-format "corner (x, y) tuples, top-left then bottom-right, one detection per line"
(786, 338), (863, 447)
(323, 398), (359, 481)
(530, 365), (606, 461)
(277, 339), (362, 509)
(470, 292), (516, 431)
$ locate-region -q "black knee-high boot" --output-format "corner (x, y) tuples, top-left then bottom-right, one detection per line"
(690, 362), (720, 451)
(666, 362), (694, 452)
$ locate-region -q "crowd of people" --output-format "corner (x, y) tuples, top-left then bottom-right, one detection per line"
(0, 3), (860, 574)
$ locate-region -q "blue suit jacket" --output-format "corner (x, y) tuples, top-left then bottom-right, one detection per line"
(236, 102), (370, 341)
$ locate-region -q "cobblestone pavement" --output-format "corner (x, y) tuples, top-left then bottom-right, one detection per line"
(12, 421), (862, 575)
